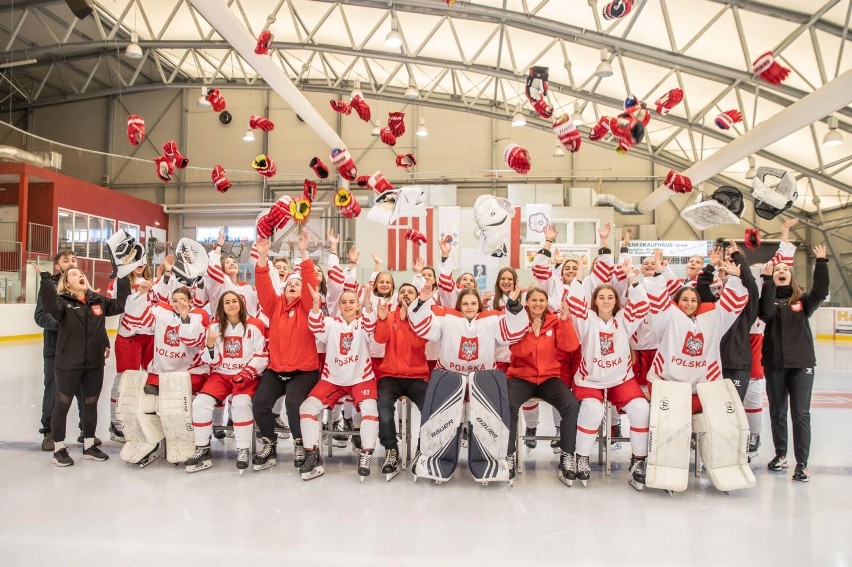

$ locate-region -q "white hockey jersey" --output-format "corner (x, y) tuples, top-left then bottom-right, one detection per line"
(308, 310), (377, 387)
(124, 293), (210, 376)
(566, 279), (650, 389)
(108, 277), (156, 338)
(205, 250), (261, 318)
(407, 299), (530, 374)
(152, 274), (208, 310)
(201, 318), (269, 379)
(644, 274), (748, 392)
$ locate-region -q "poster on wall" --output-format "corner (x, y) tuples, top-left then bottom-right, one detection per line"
(835, 309), (852, 336)
(520, 245), (594, 269)
(524, 204), (552, 242)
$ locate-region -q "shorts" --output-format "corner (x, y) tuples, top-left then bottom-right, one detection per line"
(115, 334), (155, 373)
(307, 378), (378, 411)
(573, 379), (645, 412)
(199, 371), (259, 402)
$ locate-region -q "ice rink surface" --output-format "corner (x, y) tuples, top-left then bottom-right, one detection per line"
(1, 340), (850, 567)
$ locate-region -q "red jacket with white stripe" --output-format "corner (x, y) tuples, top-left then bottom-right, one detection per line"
(407, 298), (530, 374)
(124, 294), (210, 375)
(201, 318), (268, 380)
(566, 279), (650, 389)
(308, 310), (377, 386)
(644, 273), (748, 392)
(508, 313), (579, 385)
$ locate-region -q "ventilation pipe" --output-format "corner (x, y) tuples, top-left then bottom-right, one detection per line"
(0, 146), (62, 169)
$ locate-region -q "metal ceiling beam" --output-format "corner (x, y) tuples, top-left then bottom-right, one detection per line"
(703, 0), (849, 39)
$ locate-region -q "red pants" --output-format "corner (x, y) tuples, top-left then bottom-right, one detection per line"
(115, 334), (155, 373)
(631, 349), (656, 387)
(199, 372), (259, 402)
(307, 379), (378, 410)
(573, 379), (645, 412)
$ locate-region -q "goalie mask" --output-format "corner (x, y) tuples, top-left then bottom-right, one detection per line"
(680, 186), (744, 231)
(106, 229), (146, 279)
(752, 167), (798, 220)
(172, 238), (209, 287)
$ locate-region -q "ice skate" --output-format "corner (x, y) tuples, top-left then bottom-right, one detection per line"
(557, 451), (576, 487)
(382, 446), (400, 482)
(524, 427), (537, 450)
(185, 445), (212, 473)
(576, 455), (591, 487)
(213, 429), (226, 441)
(137, 443), (162, 468)
(109, 423), (126, 443)
(293, 438), (306, 468)
(629, 455), (647, 491)
(236, 448), (249, 474)
(611, 422), (622, 450)
(747, 434), (761, 459)
(351, 428), (363, 453)
(358, 449), (373, 481)
(299, 448), (324, 480)
(506, 452), (516, 482)
(252, 437), (277, 471)
(550, 426), (560, 454)
(274, 414), (291, 439)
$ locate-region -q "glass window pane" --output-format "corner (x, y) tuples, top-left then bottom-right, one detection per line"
(74, 213), (88, 258)
(57, 209), (73, 252)
(574, 221), (597, 246)
(102, 219), (115, 260)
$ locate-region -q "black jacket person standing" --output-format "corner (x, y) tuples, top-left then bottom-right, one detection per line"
(759, 245), (829, 482)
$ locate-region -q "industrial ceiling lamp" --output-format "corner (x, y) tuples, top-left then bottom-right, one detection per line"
(745, 156), (757, 179)
(823, 115), (844, 147)
(385, 14), (403, 48)
(125, 31), (143, 60)
(553, 143), (566, 157)
(511, 104), (526, 127)
(595, 48), (613, 78)
(371, 120), (381, 137)
(572, 102), (584, 126)
(351, 79), (363, 100)
(404, 76), (419, 100)
(197, 87), (212, 109)
(416, 117), (428, 137)
(243, 127), (255, 142)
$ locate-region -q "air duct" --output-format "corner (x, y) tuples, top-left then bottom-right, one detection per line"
(0, 146), (63, 169)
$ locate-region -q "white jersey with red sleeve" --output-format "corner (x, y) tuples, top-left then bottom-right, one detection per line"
(644, 273), (748, 392)
(124, 291), (210, 375)
(152, 274), (208, 310)
(308, 310), (377, 387)
(205, 250), (261, 318)
(566, 279), (650, 389)
(108, 277), (156, 338)
(201, 318), (268, 379)
(324, 252), (345, 317)
(437, 257), (461, 308)
(407, 298), (530, 374)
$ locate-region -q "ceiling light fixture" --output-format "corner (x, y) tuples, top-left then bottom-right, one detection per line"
(553, 143), (566, 158)
(351, 79), (363, 100)
(823, 115), (844, 147)
(595, 48), (612, 78)
(416, 117), (428, 137)
(371, 121), (381, 137)
(385, 15), (403, 48)
(745, 156), (757, 179)
(0, 58), (38, 69)
(125, 31), (143, 60)
(404, 77), (419, 100)
(512, 104), (526, 127)
(243, 127), (255, 142)
(572, 103), (584, 126)
(197, 87), (212, 109)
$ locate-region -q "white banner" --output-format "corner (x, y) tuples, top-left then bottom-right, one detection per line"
(438, 206), (461, 268)
(461, 248), (505, 293)
(524, 204), (552, 242)
(626, 240), (711, 258)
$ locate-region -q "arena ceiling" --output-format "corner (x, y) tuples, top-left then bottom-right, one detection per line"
(0, 0), (850, 216)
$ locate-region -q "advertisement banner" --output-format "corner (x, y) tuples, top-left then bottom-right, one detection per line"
(627, 240), (711, 259)
(835, 309), (852, 336)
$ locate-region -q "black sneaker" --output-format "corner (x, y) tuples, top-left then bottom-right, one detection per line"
(52, 448), (74, 467)
(82, 446), (110, 462)
(768, 454), (788, 471)
(41, 433), (54, 452)
(792, 463), (809, 482)
(524, 427), (537, 450)
(77, 435), (102, 446)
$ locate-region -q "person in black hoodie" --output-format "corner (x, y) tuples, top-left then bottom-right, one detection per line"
(759, 244), (828, 482)
(35, 265), (128, 467)
(696, 241), (760, 402)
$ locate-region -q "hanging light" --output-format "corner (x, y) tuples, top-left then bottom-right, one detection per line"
(823, 115), (844, 147)
(745, 156), (757, 179)
(511, 104), (526, 127)
(385, 15), (403, 48)
(416, 117), (428, 137)
(243, 127), (255, 142)
(553, 143), (566, 158)
(125, 31), (143, 60)
(197, 87), (212, 109)
(572, 102), (584, 126)
(595, 48), (612, 78)
(404, 77), (419, 100)
(351, 80), (363, 100)
(371, 121), (381, 137)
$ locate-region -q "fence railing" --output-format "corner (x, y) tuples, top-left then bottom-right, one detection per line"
(0, 222), (18, 243)
(28, 223), (53, 255)
(0, 239), (23, 303)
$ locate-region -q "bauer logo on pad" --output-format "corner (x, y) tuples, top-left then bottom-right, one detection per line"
(459, 337), (480, 362)
(681, 331), (704, 357)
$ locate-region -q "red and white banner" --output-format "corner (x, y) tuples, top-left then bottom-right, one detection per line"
(387, 208), (434, 271)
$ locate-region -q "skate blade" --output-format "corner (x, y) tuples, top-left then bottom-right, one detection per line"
(580, 479), (588, 487)
(185, 461), (212, 473)
(301, 466), (325, 481)
(253, 460), (277, 471)
(551, 447), (561, 455)
(110, 434), (126, 443)
(138, 453), (160, 469)
(558, 473), (574, 487)
(629, 478), (645, 491)
(611, 442), (622, 450)
(332, 440), (348, 448)
(384, 469), (400, 482)
(276, 432), (291, 439)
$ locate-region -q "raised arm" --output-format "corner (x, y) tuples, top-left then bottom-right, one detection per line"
(802, 245), (829, 316)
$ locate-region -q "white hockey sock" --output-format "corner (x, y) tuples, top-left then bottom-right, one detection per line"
(192, 394), (216, 447)
(231, 394), (254, 450)
(522, 402), (540, 428)
(299, 396), (325, 449)
(358, 399), (379, 450)
(744, 378), (764, 435)
(576, 398), (604, 456)
(623, 398), (650, 457)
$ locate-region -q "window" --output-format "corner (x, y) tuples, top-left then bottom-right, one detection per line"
(196, 226), (254, 244)
(57, 208), (116, 260)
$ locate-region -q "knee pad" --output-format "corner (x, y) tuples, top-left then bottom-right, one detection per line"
(192, 393), (217, 420)
(231, 394), (253, 422)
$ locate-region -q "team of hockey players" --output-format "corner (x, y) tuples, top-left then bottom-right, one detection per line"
(46, 218), (828, 490)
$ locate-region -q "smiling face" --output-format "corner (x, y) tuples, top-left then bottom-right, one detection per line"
(171, 289), (191, 313)
(562, 260), (579, 284)
(676, 288), (699, 317)
(773, 263), (792, 286)
(641, 257), (655, 277)
(314, 265), (325, 285)
(458, 272), (476, 289)
(222, 292), (242, 321)
(374, 272), (394, 296)
(686, 256), (704, 280)
(526, 290), (548, 318)
(459, 293), (481, 319)
(593, 286), (617, 318)
(222, 255), (239, 278)
(339, 290), (360, 321)
(497, 269), (516, 293)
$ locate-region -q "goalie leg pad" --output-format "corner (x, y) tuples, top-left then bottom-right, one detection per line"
(413, 369), (467, 483)
(158, 372), (196, 464)
(695, 381), (756, 492)
(467, 370), (512, 483)
(117, 370), (162, 464)
(646, 380), (693, 492)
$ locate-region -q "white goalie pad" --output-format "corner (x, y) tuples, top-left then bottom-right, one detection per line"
(414, 371), (468, 483)
(681, 199), (741, 231)
(158, 372), (196, 464)
(467, 370), (512, 484)
(117, 370), (163, 464)
(646, 380), (693, 492)
(694, 380), (756, 492)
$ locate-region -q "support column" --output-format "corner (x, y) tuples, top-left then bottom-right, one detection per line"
(18, 172), (28, 253)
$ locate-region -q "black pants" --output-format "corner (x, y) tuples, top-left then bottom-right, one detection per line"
(51, 367), (104, 443)
(765, 367), (814, 465)
(253, 369), (319, 441)
(377, 377), (428, 449)
(40, 356), (84, 434)
(722, 368), (750, 402)
(508, 378), (580, 454)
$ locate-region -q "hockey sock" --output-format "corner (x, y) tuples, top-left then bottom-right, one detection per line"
(624, 398), (650, 457)
(231, 394), (254, 450)
(358, 399), (379, 450)
(575, 398), (604, 456)
(192, 394), (216, 446)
